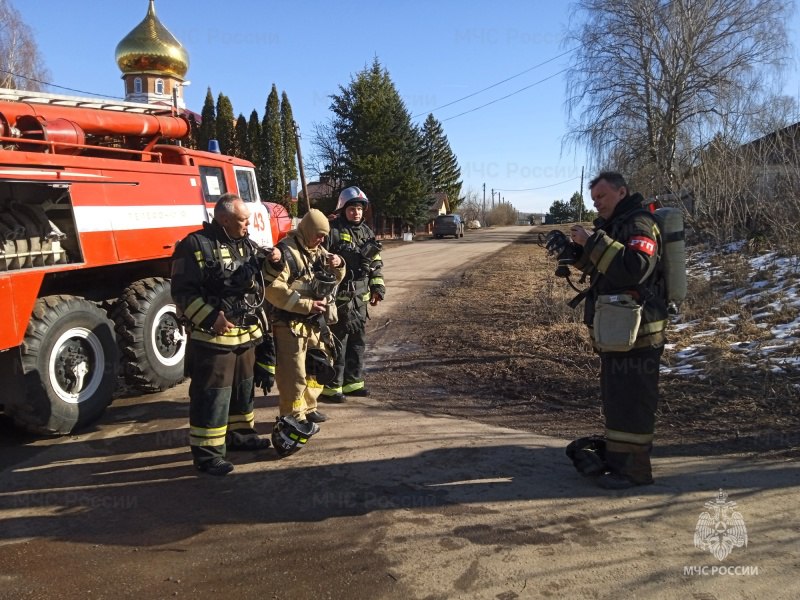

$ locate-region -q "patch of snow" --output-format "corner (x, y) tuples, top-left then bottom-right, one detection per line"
(667, 243), (799, 380)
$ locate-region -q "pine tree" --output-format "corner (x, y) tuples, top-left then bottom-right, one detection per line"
(329, 58), (429, 227)
(421, 114), (463, 211)
(234, 114), (249, 160)
(259, 85), (286, 203)
(215, 93), (236, 156)
(197, 87), (216, 153)
(280, 91), (299, 211)
(247, 109), (261, 169)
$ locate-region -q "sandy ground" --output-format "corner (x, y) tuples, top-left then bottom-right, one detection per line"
(0, 226), (798, 600)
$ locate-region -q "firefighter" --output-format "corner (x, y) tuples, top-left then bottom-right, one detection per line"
(568, 171), (668, 489)
(263, 209), (346, 426)
(171, 193), (282, 476)
(320, 186), (385, 403)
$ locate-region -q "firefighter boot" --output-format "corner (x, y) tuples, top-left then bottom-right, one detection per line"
(195, 457), (234, 476)
(320, 389), (346, 403)
(306, 410), (329, 424)
(596, 449), (653, 489)
(346, 388), (370, 397)
(329, 393), (346, 403)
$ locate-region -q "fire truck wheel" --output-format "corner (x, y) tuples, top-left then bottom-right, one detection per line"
(8, 295), (119, 435)
(113, 277), (186, 391)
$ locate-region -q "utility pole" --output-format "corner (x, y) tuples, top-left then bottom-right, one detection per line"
(293, 120), (310, 215)
(579, 165), (584, 222)
(491, 188), (495, 208)
(482, 183), (486, 225)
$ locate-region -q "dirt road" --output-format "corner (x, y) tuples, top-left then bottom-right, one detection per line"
(1, 227), (798, 600)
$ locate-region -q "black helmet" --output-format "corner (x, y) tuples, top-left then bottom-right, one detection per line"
(305, 348), (337, 385)
(565, 436), (607, 477)
(272, 416), (321, 458)
(309, 267), (337, 299)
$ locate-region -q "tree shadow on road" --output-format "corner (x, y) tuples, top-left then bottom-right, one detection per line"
(2, 425), (799, 549)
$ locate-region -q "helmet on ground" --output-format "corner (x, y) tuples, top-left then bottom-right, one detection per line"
(335, 186), (369, 212)
(272, 415), (320, 457)
(565, 435), (607, 477)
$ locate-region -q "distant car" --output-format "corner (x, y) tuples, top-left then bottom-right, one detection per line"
(433, 214), (464, 239)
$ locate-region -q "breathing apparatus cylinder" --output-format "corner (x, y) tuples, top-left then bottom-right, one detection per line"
(654, 207), (687, 313)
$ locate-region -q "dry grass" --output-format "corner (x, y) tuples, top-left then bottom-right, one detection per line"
(370, 229), (800, 458)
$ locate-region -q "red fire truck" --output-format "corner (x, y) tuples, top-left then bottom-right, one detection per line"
(0, 88), (291, 435)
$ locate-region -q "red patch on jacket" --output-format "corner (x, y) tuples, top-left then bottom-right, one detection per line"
(627, 236), (656, 256)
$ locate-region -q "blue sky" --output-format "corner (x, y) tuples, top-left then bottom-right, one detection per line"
(15, 0), (800, 214)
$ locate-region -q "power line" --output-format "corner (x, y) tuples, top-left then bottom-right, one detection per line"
(442, 67), (568, 122)
(412, 47), (577, 119)
(0, 68), (123, 99)
(495, 176), (581, 192)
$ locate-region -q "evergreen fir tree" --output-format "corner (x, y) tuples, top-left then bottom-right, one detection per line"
(197, 87), (216, 153)
(329, 58), (429, 228)
(259, 85), (286, 203)
(234, 114), (249, 160)
(421, 114), (463, 212)
(215, 93), (236, 156)
(280, 91), (299, 209)
(247, 109), (261, 169)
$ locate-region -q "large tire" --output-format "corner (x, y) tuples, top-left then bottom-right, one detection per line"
(6, 295), (119, 435)
(112, 277), (187, 391)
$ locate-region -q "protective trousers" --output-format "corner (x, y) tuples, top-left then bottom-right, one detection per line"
(187, 342), (255, 466)
(599, 345), (663, 483)
(325, 320), (366, 396)
(273, 322), (325, 420)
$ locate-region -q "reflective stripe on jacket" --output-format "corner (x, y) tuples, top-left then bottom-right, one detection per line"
(326, 216), (385, 302)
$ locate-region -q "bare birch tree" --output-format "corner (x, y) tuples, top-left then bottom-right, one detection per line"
(564, 0), (792, 192)
(0, 0), (49, 91)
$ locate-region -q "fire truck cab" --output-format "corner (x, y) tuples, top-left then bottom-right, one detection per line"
(0, 88), (291, 435)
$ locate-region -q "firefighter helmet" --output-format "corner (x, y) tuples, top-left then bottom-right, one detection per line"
(565, 435), (607, 477)
(335, 186), (369, 212)
(305, 348), (337, 386)
(271, 415), (321, 458)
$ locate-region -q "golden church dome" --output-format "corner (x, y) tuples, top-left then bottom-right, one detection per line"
(115, 0), (189, 78)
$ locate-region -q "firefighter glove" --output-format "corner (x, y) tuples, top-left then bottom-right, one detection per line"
(254, 338), (276, 394)
(254, 361), (274, 395)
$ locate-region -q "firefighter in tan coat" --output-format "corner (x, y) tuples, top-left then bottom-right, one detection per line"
(264, 209), (345, 435)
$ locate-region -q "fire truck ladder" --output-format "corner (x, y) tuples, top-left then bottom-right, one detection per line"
(0, 87), (178, 115)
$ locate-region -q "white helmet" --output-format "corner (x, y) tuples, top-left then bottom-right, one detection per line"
(335, 186), (369, 212)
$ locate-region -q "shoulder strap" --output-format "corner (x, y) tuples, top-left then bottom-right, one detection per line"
(622, 208), (664, 298)
(192, 231), (224, 277)
(278, 239), (308, 284)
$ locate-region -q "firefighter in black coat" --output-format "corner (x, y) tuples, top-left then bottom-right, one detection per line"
(321, 186), (385, 403)
(568, 172), (668, 489)
(170, 193), (281, 476)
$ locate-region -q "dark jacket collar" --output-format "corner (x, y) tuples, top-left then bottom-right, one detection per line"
(335, 214), (366, 231)
(594, 192), (646, 228)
